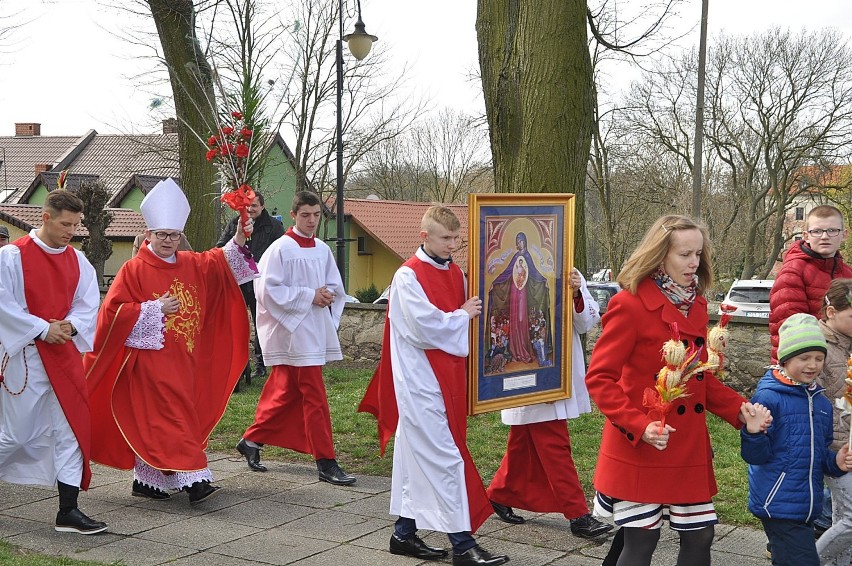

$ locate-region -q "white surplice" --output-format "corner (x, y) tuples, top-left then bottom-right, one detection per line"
(254, 234), (344, 367)
(388, 248), (473, 533)
(0, 231), (99, 487)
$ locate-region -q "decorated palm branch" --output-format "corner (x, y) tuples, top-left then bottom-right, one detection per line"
(205, 111), (255, 238)
(643, 322), (720, 432)
(707, 304), (735, 380)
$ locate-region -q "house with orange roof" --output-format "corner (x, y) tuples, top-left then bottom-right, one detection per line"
(339, 198), (469, 294)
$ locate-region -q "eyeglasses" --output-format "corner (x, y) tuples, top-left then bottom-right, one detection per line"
(152, 231), (182, 242)
(805, 228), (843, 238)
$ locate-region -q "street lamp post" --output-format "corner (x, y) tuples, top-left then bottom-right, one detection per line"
(335, 0), (377, 288)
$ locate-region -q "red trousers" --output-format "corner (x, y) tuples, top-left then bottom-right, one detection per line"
(243, 365), (335, 459)
(487, 419), (589, 520)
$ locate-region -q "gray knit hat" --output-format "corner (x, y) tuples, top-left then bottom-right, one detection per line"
(777, 313), (827, 364)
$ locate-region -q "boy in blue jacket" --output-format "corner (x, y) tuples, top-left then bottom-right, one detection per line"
(742, 313), (852, 566)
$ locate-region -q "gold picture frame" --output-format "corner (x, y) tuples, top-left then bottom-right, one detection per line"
(467, 193), (576, 415)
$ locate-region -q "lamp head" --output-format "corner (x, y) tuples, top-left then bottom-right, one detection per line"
(344, 17), (378, 61)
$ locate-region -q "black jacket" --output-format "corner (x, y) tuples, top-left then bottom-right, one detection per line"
(216, 208), (285, 301)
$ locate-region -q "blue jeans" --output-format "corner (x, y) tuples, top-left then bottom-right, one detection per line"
(761, 517), (819, 566)
(394, 516), (476, 553)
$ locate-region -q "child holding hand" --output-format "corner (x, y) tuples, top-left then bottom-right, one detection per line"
(741, 313), (852, 566)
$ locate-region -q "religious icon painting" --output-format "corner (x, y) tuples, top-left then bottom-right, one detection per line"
(467, 194), (576, 415)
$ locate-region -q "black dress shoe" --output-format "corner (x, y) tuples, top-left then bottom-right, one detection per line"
(236, 438), (267, 472)
(452, 545), (509, 566)
(184, 481), (221, 505)
(132, 480), (170, 500)
(316, 459), (356, 486)
(55, 508), (108, 535)
(390, 534), (449, 560)
(570, 513), (613, 539)
(491, 500), (525, 524)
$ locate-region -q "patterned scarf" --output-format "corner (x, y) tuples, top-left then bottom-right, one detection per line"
(651, 269), (697, 315)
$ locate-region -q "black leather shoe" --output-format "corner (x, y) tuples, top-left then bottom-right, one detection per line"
(132, 480), (170, 500)
(491, 500), (525, 524)
(389, 534), (448, 560)
(236, 438), (267, 472)
(317, 459), (356, 486)
(55, 508), (108, 535)
(570, 513), (613, 539)
(452, 545), (509, 566)
(184, 481), (221, 505)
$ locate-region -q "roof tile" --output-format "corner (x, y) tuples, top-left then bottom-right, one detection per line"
(341, 198), (469, 271)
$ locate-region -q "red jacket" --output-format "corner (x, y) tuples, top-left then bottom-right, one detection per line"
(585, 278), (745, 504)
(769, 241), (852, 361)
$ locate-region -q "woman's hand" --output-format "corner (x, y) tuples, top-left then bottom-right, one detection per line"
(739, 402), (773, 433)
(642, 421), (676, 451)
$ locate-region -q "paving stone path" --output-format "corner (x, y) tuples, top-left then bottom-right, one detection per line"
(0, 454), (771, 565)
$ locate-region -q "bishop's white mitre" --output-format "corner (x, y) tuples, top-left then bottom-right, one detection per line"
(140, 178), (191, 231)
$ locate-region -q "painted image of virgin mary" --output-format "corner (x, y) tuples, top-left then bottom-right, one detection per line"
(486, 232), (552, 372)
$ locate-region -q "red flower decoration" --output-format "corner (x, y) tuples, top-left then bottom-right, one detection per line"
(205, 110), (255, 237)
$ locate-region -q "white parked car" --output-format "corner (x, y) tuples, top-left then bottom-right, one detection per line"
(719, 279), (773, 318)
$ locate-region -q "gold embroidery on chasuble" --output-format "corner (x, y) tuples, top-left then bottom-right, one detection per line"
(154, 278), (201, 353)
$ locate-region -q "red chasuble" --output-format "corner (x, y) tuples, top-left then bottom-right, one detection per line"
(16, 236), (93, 490)
(84, 244), (249, 471)
(359, 255), (493, 533)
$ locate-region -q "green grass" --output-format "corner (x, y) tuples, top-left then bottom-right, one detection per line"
(0, 541), (119, 565)
(211, 362), (759, 527)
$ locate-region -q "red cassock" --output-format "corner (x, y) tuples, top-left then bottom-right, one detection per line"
(84, 245), (248, 471)
(487, 420), (590, 519)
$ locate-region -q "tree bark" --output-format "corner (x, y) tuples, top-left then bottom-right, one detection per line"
(147, 0), (218, 248)
(476, 0), (594, 273)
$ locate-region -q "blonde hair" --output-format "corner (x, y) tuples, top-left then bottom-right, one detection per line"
(806, 205), (844, 230)
(617, 215), (713, 294)
(421, 205), (460, 233)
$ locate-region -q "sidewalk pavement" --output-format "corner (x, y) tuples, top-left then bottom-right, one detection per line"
(1, 453), (771, 566)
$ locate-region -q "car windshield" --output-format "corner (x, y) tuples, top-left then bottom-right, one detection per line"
(728, 287), (770, 304)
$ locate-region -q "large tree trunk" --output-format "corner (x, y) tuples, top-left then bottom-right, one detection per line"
(148, 0), (218, 248)
(476, 0), (594, 273)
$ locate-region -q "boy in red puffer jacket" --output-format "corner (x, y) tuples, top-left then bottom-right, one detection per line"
(770, 205), (852, 362)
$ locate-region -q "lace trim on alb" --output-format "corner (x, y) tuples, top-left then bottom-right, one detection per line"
(224, 238), (258, 285)
(133, 456), (213, 491)
(125, 300), (166, 350)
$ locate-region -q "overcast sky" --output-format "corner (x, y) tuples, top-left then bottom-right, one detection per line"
(0, 0), (850, 137)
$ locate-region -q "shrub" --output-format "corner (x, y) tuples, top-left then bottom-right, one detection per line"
(354, 283), (380, 303)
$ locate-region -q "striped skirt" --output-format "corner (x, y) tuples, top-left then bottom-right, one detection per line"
(594, 492), (718, 531)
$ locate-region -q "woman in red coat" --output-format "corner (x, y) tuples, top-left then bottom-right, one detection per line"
(586, 215), (760, 566)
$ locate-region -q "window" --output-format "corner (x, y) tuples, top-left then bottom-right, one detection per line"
(794, 207), (804, 221)
(357, 236), (371, 255)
